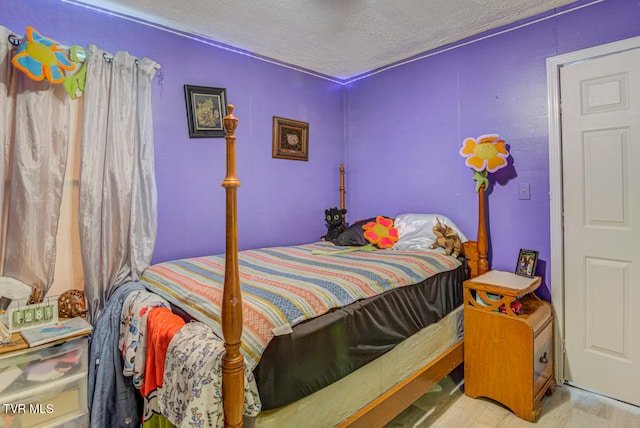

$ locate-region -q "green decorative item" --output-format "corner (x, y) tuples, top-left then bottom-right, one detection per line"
(472, 170), (490, 192)
(63, 46), (88, 99)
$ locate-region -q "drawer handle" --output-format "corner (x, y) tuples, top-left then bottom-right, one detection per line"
(539, 352), (548, 364)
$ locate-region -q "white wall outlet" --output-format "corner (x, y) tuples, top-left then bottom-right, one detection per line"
(519, 182), (530, 200)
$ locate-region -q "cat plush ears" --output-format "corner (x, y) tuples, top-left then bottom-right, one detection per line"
(325, 207), (347, 224)
(324, 207), (347, 215)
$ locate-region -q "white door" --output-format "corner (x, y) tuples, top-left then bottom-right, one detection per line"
(560, 47), (640, 406)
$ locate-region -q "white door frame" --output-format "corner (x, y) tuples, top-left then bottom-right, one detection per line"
(546, 35), (640, 384)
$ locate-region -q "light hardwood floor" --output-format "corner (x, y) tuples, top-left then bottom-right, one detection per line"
(386, 376), (640, 427)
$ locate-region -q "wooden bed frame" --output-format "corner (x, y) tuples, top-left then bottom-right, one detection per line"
(220, 105), (488, 427)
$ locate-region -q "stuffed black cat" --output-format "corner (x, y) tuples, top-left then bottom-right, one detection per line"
(321, 207), (347, 243)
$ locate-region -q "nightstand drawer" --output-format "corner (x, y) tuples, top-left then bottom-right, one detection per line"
(0, 373), (87, 428)
(533, 321), (553, 395)
(0, 337), (87, 399)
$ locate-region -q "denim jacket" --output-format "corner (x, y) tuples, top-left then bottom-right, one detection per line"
(88, 281), (145, 428)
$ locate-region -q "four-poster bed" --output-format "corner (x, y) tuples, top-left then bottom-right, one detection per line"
(139, 104), (489, 427)
(218, 105), (489, 427)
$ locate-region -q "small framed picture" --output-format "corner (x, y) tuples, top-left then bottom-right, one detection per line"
(272, 116), (309, 161)
(515, 249), (539, 277)
(184, 85), (228, 138)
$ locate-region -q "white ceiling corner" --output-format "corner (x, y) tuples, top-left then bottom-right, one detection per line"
(75, 0), (579, 80)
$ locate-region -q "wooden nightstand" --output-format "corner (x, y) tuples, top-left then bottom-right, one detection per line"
(463, 270), (555, 422)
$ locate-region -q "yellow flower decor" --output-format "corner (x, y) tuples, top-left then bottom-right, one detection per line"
(459, 134), (509, 192)
(11, 26), (75, 84)
(362, 216), (399, 249)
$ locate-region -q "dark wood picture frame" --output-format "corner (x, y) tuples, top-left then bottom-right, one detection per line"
(272, 116), (309, 161)
(184, 85), (227, 138)
(515, 248), (539, 277)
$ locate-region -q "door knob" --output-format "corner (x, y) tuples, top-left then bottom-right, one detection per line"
(539, 352), (548, 364)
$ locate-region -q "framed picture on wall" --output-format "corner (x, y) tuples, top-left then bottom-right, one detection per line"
(272, 116), (309, 161)
(184, 85), (227, 138)
(515, 248), (539, 278)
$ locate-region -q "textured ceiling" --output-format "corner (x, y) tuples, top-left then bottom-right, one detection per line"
(76, 0), (578, 79)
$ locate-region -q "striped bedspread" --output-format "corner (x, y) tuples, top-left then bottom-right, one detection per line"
(141, 242), (461, 369)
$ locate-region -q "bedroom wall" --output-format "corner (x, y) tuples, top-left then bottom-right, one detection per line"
(5, 1), (640, 300)
(3, 0), (346, 267)
(343, 0), (640, 298)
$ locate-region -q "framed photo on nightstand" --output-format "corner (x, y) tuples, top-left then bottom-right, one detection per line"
(515, 249), (539, 278)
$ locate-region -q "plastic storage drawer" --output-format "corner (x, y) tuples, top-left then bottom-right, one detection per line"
(0, 372), (88, 428)
(0, 336), (87, 399)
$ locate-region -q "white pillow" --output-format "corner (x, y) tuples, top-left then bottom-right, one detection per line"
(393, 213), (468, 252)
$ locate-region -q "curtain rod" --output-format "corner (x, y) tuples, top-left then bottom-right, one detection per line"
(7, 33), (160, 68)
(8, 33), (89, 62)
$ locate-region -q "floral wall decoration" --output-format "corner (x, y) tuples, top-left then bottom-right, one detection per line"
(10, 26), (86, 99)
(459, 134), (510, 191)
(11, 26), (75, 83)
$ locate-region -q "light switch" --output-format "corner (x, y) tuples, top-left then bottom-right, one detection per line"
(519, 182), (530, 200)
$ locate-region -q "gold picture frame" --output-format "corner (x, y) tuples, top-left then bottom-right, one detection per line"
(184, 85), (227, 138)
(272, 116), (309, 161)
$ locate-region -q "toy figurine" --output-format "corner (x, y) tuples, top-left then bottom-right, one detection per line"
(321, 207), (347, 243)
(429, 217), (464, 258)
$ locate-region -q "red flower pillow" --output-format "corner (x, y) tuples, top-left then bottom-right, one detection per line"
(362, 216), (399, 249)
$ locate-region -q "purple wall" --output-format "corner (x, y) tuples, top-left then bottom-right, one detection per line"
(3, 0), (346, 263)
(344, 0), (640, 298)
(4, 1), (640, 298)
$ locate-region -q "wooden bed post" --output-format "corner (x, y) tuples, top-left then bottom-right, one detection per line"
(462, 183), (489, 278)
(221, 105), (244, 428)
(340, 163), (347, 225)
(477, 184), (489, 275)
(340, 163), (345, 212)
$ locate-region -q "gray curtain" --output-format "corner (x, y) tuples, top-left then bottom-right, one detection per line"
(0, 26), (70, 297)
(79, 45), (158, 322)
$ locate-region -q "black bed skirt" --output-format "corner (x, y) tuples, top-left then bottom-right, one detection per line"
(253, 260), (467, 410)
